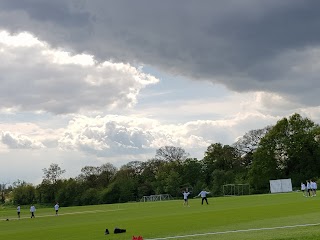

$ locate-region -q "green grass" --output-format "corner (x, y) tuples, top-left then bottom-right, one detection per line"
(1, 192), (320, 240)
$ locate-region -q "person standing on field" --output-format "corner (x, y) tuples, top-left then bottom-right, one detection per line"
(301, 182), (306, 197)
(307, 180), (311, 197)
(30, 205), (36, 218)
(54, 203), (59, 216)
(311, 180), (317, 197)
(182, 189), (190, 207)
(17, 205), (21, 219)
(197, 190), (210, 205)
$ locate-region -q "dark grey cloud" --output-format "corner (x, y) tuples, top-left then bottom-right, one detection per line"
(1, 0), (320, 105)
(0, 0), (90, 27)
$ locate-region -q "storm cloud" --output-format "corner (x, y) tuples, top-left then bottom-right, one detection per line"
(1, 0), (320, 106)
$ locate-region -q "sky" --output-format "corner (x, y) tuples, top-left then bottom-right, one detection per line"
(1, 0), (320, 185)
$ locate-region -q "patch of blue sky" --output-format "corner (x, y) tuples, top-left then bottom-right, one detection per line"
(133, 65), (233, 122)
(140, 65), (230, 102)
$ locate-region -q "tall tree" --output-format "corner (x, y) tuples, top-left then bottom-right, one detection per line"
(39, 163), (66, 203)
(77, 163), (117, 188)
(181, 158), (203, 187)
(250, 113), (320, 192)
(234, 127), (272, 155)
(155, 146), (189, 162)
(249, 136), (280, 193)
(78, 166), (100, 188)
(13, 183), (36, 205)
(55, 178), (83, 206)
(202, 143), (243, 194)
(42, 163), (66, 184)
(0, 183), (8, 204)
(113, 168), (138, 202)
(233, 126), (272, 168)
(137, 159), (164, 197)
(164, 169), (181, 196)
(98, 163), (117, 188)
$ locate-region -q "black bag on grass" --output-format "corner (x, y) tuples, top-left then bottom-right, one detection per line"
(114, 227), (126, 234)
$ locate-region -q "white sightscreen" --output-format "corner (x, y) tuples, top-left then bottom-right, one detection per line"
(269, 179), (292, 193)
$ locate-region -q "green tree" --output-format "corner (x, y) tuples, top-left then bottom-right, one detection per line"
(250, 113), (320, 192)
(56, 178), (83, 206)
(233, 126), (272, 169)
(164, 169), (181, 196)
(202, 143), (242, 186)
(78, 166), (100, 188)
(180, 158), (203, 188)
(99, 182), (120, 204)
(113, 168), (138, 202)
(136, 159), (163, 198)
(36, 179), (55, 203)
(78, 163), (117, 189)
(81, 188), (100, 205)
(153, 160), (184, 196)
(97, 163), (117, 188)
(249, 136), (280, 193)
(0, 183), (8, 204)
(211, 169), (235, 196)
(156, 146), (189, 162)
(42, 163), (66, 184)
(37, 163), (66, 204)
(13, 183), (36, 205)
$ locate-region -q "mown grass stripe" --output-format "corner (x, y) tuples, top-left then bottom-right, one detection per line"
(1, 208), (124, 221)
(145, 222), (320, 240)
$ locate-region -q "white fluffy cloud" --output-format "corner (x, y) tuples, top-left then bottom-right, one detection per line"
(0, 30), (158, 114)
(1, 131), (45, 149)
(57, 113), (280, 159)
(58, 114), (212, 158)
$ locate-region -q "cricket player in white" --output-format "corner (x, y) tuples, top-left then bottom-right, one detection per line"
(307, 180), (311, 197)
(30, 205), (36, 218)
(301, 182), (306, 196)
(17, 205), (21, 219)
(183, 190), (190, 207)
(311, 180), (317, 197)
(54, 203), (59, 216)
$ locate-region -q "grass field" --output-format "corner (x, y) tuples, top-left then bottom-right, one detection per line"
(1, 192), (320, 240)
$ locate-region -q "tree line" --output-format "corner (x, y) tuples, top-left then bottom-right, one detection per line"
(2, 113), (320, 206)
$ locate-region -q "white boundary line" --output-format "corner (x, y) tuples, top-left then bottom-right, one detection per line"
(2, 208), (124, 221)
(145, 223), (320, 240)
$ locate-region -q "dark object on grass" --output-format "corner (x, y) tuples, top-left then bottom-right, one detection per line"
(105, 229), (109, 235)
(114, 227), (126, 234)
(6, 219), (9, 221)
